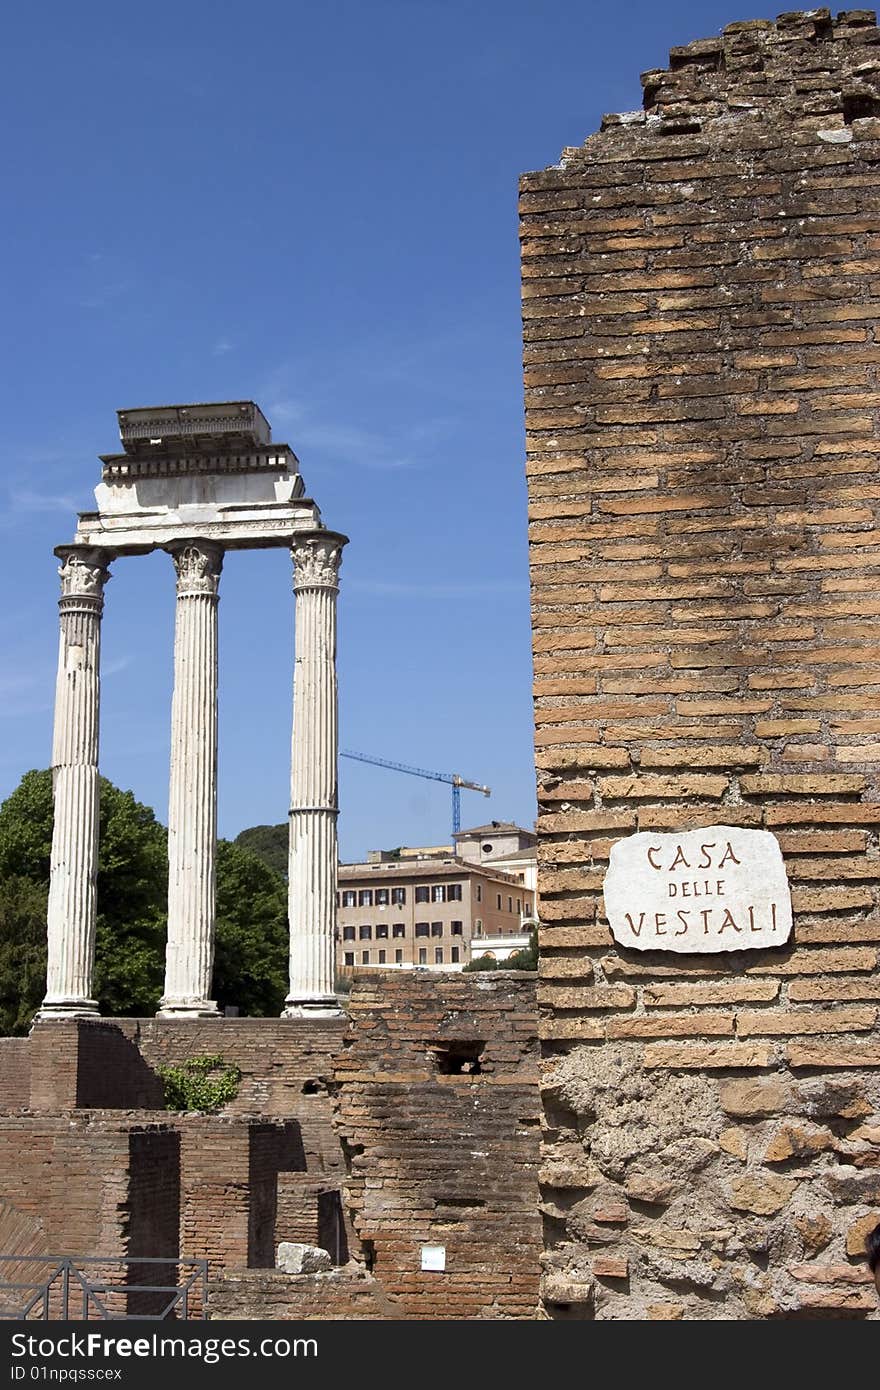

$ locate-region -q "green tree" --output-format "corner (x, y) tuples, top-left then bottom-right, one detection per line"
(0, 876), (49, 1033)
(0, 769), (168, 1023)
(0, 770), (291, 1030)
(213, 838), (288, 1016)
(234, 823), (288, 878)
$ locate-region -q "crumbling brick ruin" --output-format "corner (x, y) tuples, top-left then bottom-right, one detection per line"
(0, 974), (540, 1320)
(522, 9), (880, 1318)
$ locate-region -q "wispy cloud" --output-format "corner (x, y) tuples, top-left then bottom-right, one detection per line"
(0, 673), (45, 697)
(212, 337), (234, 356)
(8, 488), (79, 515)
(0, 671), (50, 719)
(75, 279), (134, 311)
(351, 579), (528, 598)
(102, 655), (133, 678)
(263, 391), (435, 472)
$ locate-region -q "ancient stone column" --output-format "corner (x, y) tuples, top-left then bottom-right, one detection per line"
(158, 540), (223, 1018)
(39, 546), (112, 1019)
(284, 533), (347, 1017)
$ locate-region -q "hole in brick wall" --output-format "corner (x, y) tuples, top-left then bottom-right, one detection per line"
(363, 1238), (376, 1273)
(435, 1196), (487, 1209)
(668, 45), (723, 73)
(317, 1188), (349, 1266)
(657, 117), (703, 135)
(301, 1079), (326, 1095)
(427, 1041), (485, 1074)
(843, 90), (880, 122)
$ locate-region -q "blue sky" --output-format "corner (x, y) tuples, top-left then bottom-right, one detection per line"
(1, 0), (740, 859)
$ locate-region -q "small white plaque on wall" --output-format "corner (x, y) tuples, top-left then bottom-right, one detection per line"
(603, 826), (792, 954)
(420, 1244), (446, 1271)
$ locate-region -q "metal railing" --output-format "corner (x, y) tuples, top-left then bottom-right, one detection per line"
(0, 1255), (208, 1321)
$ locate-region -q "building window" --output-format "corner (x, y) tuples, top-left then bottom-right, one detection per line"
(375, 888), (389, 906)
(342, 890), (357, 908)
(393, 923), (405, 938)
(482, 842), (493, 854)
(475, 919), (483, 935)
(497, 894), (502, 910)
(476, 883), (482, 902)
(517, 898), (521, 913)
(448, 883), (462, 902)
(359, 925), (371, 940)
(431, 922), (442, 937)
(415, 886), (430, 904)
(435, 947), (443, 964)
(451, 921), (462, 936)
(525, 899), (531, 913)
(335, 892), (340, 906)
(508, 897), (513, 913)
(415, 922), (430, 938)
(451, 946), (459, 963)
(378, 949), (386, 964)
(376, 923), (388, 939)
(431, 885), (445, 903)
(359, 890), (373, 907)
(344, 952), (354, 967)
(395, 949), (403, 963)
(361, 950), (370, 965)
(343, 926), (356, 941)
(418, 947), (427, 965)
(392, 886), (406, 905)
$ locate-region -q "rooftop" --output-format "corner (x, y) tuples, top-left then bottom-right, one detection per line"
(454, 821), (536, 840)
(338, 857), (526, 886)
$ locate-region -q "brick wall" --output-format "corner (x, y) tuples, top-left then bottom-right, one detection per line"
(0, 1116), (167, 1257)
(521, 8), (880, 1319)
(334, 970), (541, 1319)
(209, 1269), (394, 1319)
(1, 977), (541, 1319)
(0, 1040), (30, 1109)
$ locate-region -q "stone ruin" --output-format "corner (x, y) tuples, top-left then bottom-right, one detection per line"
(2, 5), (880, 1322)
(40, 401), (346, 1021)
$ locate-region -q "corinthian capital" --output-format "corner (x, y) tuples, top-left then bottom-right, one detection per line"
(291, 532), (347, 592)
(169, 540), (224, 596)
(57, 546), (112, 600)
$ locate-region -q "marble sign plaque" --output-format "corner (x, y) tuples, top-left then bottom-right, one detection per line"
(603, 826), (792, 953)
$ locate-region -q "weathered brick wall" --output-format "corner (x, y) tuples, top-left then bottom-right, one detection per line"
(0, 1040), (31, 1109)
(3, 980), (542, 1320)
(209, 1269), (394, 1320)
(522, 9), (880, 1319)
(334, 971), (541, 1319)
(0, 1116), (166, 1256)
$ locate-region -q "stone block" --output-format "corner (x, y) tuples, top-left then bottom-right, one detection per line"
(276, 1243), (333, 1275)
(728, 1174), (796, 1215)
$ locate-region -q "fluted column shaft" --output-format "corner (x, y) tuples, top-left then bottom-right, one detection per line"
(158, 540), (223, 1017)
(284, 533), (346, 1016)
(40, 547), (112, 1018)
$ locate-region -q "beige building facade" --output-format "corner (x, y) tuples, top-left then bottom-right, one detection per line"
(336, 822), (537, 973)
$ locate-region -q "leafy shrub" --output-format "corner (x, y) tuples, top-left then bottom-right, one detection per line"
(158, 1054), (242, 1113)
